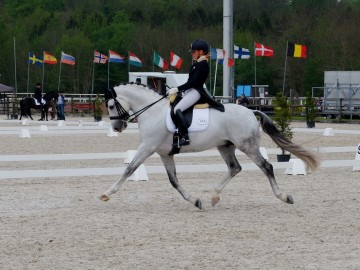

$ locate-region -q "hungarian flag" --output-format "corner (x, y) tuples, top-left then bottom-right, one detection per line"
(153, 52), (169, 70)
(287, 43), (307, 58)
(93, 51), (108, 64)
(43, 51), (57, 64)
(170, 51), (183, 69)
(255, 43), (274, 57)
(129, 52), (142, 67)
(61, 52), (76, 65)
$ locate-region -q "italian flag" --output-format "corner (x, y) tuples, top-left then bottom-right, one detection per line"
(129, 52), (142, 67)
(153, 52), (169, 70)
(170, 51), (183, 69)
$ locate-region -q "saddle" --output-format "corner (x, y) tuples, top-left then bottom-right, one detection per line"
(167, 92), (221, 155)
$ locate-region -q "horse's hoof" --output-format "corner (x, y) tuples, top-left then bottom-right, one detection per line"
(211, 196), (220, 206)
(286, 195), (294, 204)
(195, 198), (203, 210)
(100, 194), (109, 202)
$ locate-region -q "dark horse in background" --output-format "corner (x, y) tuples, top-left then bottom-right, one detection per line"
(19, 91), (56, 121)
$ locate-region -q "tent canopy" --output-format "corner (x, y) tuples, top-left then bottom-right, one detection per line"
(0, 83), (15, 93)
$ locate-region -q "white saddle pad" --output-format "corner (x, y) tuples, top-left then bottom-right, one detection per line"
(166, 107), (209, 133)
(34, 98), (45, 106)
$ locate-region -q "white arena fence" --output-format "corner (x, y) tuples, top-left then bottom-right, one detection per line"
(0, 120), (359, 180)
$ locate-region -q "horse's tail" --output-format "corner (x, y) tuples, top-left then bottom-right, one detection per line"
(253, 110), (320, 171)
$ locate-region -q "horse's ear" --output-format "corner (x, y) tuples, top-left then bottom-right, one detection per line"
(103, 87), (116, 100)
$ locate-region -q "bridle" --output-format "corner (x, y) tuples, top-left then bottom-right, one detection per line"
(105, 88), (168, 123)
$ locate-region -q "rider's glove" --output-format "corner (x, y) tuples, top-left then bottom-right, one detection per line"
(167, 88), (179, 96)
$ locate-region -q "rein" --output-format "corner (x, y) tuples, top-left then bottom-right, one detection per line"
(107, 94), (168, 122)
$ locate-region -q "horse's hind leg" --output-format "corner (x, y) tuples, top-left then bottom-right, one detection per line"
(244, 147), (294, 204)
(212, 145), (242, 206)
(160, 155), (203, 210)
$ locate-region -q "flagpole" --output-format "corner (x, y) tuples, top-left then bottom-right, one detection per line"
(41, 51), (45, 93)
(209, 47), (212, 95)
(107, 50), (110, 89)
(58, 53), (62, 92)
(153, 51), (155, 72)
(27, 52), (30, 96)
(13, 37), (17, 94)
(91, 61), (95, 95)
(254, 42), (257, 86)
(128, 51), (130, 73)
(282, 41), (289, 95)
(213, 59), (219, 96)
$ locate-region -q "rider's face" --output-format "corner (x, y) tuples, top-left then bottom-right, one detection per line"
(191, 50), (201, 60)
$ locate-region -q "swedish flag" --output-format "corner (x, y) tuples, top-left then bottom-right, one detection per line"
(28, 52), (43, 66)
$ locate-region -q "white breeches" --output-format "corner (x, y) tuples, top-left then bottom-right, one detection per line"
(174, 88), (201, 113)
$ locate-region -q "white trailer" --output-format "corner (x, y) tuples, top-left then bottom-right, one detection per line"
(129, 71), (189, 95)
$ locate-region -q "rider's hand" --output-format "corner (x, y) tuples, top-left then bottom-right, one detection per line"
(167, 88), (178, 95)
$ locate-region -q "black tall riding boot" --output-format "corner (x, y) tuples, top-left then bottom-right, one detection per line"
(175, 109), (190, 146)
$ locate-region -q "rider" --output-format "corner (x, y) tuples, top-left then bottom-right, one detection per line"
(34, 83), (42, 105)
(167, 39), (210, 146)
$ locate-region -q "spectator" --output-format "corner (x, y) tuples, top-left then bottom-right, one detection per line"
(237, 94), (249, 107)
(56, 92), (66, 120)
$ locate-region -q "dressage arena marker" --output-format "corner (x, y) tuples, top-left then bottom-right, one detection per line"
(19, 129), (31, 138)
(58, 120), (65, 127)
(127, 164), (149, 181)
(353, 143), (360, 172)
(39, 125), (48, 131)
(285, 159), (307, 175)
(21, 119), (29, 126)
(123, 150), (148, 180)
(323, 127), (335, 136)
(107, 127), (118, 137)
(78, 120), (83, 127)
(98, 121), (105, 126)
(260, 147), (268, 160)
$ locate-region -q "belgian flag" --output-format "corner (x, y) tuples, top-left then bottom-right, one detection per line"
(287, 43), (307, 58)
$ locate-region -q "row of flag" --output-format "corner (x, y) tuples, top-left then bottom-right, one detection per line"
(28, 42), (307, 70)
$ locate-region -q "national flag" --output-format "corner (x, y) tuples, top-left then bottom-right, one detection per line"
(170, 51), (183, 69)
(218, 58), (235, 67)
(255, 43), (274, 57)
(210, 47), (225, 60)
(93, 51), (108, 64)
(109, 50), (126, 63)
(154, 52), (169, 70)
(287, 43), (307, 58)
(61, 52), (76, 65)
(234, 45), (250, 59)
(28, 52), (43, 66)
(129, 52), (142, 67)
(43, 51), (57, 64)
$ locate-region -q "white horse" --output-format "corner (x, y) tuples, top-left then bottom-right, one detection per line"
(101, 83), (319, 210)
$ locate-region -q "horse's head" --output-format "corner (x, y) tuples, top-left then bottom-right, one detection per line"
(104, 87), (129, 132)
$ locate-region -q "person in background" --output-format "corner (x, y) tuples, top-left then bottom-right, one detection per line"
(56, 92), (66, 120)
(49, 98), (57, 120)
(237, 94), (249, 107)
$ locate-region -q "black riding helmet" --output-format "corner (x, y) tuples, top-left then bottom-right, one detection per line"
(189, 39), (209, 54)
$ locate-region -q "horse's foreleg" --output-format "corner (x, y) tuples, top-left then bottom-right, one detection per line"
(100, 148), (153, 201)
(160, 155), (203, 210)
(212, 145), (242, 206)
(246, 148), (294, 204)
